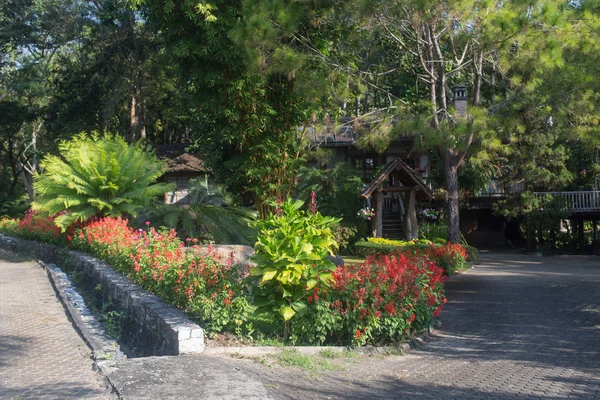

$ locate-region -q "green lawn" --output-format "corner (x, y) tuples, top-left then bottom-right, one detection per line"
(343, 256), (365, 265)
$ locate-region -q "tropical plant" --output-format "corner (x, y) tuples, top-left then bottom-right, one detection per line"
(250, 199), (340, 339)
(135, 178), (257, 245)
(32, 134), (174, 230)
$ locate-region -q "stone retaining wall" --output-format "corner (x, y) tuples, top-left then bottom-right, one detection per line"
(0, 234), (205, 356)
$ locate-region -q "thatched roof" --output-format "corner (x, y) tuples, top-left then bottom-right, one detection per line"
(362, 158), (432, 200)
(155, 144), (207, 173)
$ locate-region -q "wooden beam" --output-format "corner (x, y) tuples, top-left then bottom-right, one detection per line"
(382, 186), (415, 192)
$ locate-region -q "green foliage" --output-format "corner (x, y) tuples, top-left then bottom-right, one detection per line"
(463, 245), (479, 265)
(354, 239), (434, 257)
(250, 199), (340, 328)
(32, 134), (174, 230)
(330, 222), (362, 254)
(136, 179), (257, 245)
(296, 163), (364, 219)
(0, 197), (30, 218)
(419, 223), (449, 242)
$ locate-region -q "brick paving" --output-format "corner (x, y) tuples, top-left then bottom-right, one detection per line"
(230, 251), (600, 399)
(0, 249), (114, 400)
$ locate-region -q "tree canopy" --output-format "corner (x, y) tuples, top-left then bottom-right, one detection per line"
(1, 0), (599, 243)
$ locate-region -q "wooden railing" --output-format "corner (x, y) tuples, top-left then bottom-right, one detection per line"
(534, 191), (600, 213)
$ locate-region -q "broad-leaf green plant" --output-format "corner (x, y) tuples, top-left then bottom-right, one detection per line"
(33, 133), (174, 230)
(251, 199), (340, 339)
(136, 178), (257, 245)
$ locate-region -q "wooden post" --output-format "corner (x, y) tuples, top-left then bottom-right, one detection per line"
(409, 189), (418, 239)
(526, 216), (533, 252)
(578, 219), (585, 252)
(373, 191), (383, 238)
(403, 189), (417, 240)
(593, 220), (598, 241)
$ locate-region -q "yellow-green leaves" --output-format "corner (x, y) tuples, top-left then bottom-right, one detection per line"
(280, 306), (295, 321)
(251, 198), (340, 328)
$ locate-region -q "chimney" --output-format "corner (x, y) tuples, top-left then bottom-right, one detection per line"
(452, 84), (468, 117)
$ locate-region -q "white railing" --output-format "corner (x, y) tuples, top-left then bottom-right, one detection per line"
(534, 191), (600, 213)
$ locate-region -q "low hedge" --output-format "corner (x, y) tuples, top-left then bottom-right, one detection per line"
(354, 238), (471, 276)
(354, 240), (432, 257)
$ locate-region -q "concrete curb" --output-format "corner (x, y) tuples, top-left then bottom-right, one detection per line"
(204, 328), (435, 357)
(39, 261), (126, 371)
(38, 260), (124, 397)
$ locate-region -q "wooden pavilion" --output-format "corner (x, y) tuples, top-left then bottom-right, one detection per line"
(362, 158), (433, 239)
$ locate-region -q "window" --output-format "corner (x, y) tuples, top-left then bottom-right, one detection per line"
(403, 158), (416, 170)
(351, 157), (376, 178)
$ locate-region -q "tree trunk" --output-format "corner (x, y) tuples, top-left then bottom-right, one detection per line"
(444, 151), (460, 243)
(472, 48), (483, 106)
(129, 11), (146, 143)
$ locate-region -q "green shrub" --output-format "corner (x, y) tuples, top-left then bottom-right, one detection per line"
(353, 239), (432, 257)
(33, 133), (174, 230)
(419, 223), (448, 241)
(250, 199), (340, 336)
(331, 222), (359, 254)
(463, 245), (480, 264)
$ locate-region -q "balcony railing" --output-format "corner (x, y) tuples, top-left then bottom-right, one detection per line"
(534, 191), (600, 213)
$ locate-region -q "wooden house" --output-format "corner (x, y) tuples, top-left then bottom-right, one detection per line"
(156, 144), (209, 206)
(362, 158), (433, 239)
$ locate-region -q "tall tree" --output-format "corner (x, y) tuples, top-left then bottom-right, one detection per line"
(353, 0), (591, 243)
(128, 0), (344, 215)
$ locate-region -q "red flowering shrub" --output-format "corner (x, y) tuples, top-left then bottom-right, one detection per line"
(423, 242), (468, 275)
(0, 210), (65, 246)
(71, 217), (251, 335)
(355, 240), (468, 276)
(291, 251), (447, 346)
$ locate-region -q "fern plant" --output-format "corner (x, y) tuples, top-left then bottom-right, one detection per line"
(33, 134), (174, 230)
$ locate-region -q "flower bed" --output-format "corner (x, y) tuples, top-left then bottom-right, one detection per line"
(0, 210), (65, 246)
(292, 251), (446, 346)
(354, 238), (469, 275)
(69, 217), (252, 335)
(1, 211), (451, 346)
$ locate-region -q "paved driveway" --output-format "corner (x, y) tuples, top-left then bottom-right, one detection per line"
(232, 252), (600, 399)
(0, 249), (113, 400)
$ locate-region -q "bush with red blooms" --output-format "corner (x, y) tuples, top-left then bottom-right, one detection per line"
(1, 212), (451, 346)
(70, 217), (251, 335)
(291, 250), (447, 346)
(0, 210), (65, 246)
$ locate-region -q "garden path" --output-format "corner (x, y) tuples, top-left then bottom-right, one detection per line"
(231, 251), (600, 399)
(0, 249), (114, 399)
